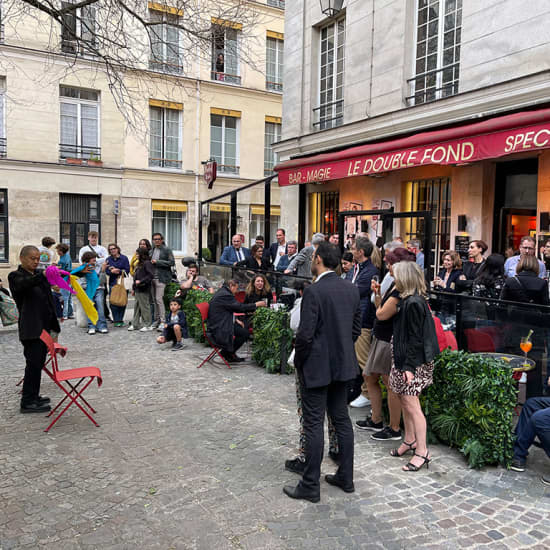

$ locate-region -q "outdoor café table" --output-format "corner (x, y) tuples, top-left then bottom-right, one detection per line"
(476, 352), (536, 406)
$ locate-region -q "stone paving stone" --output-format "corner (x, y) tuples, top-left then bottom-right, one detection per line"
(1, 322), (550, 549)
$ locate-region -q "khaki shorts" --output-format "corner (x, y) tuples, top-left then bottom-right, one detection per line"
(354, 328), (372, 370)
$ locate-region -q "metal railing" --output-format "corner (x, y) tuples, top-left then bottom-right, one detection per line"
(217, 164), (240, 175)
(266, 80), (283, 92)
(406, 63), (459, 106)
(149, 157), (182, 169)
(59, 144), (101, 160)
(211, 71), (241, 85)
(0, 137), (6, 158)
(267, 0), (285, 8)
(313, 99), (344, 130)
(149, 59), (183, 74)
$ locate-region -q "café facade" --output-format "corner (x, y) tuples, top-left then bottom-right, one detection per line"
(275, 108), (550, 269)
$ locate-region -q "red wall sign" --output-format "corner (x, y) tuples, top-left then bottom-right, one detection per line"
(276, 121), (550, 187)
(204, 160), (217, 189)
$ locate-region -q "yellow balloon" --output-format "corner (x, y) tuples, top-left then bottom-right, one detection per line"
(69, 275), (99, 325)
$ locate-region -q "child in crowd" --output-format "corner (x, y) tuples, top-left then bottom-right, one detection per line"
(156, 298), (188, 351)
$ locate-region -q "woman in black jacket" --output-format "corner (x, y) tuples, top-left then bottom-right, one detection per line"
(130, 248), (155, 331)
(389, 261), (440, 472)
(472, 253), (506, 299)
(433, 250), (463, 292)
(500, 255), (549, 305)
(237, 244), (271, 271)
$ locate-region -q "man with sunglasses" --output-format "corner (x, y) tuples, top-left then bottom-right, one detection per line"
(504, 236), (545, 278)
(150, 233), (175, 330)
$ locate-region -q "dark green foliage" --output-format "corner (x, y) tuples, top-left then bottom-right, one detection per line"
(181, 289), (213, 342)
(201, 248), (212, 261)
(163, 282), (181, 310)
(251, 307), (293, 374)
(425, 349), (517, 469)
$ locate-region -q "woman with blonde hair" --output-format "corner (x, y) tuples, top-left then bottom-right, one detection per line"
(244, 274), (272, 306)
(389, 261), (440, 471)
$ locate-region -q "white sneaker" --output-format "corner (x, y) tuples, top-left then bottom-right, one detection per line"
(99, 328), (109, 334)
(139, 326), (153, 332)
(87, 329), (96, 335)
(350, 395), (370, 408)
(156, 323), (165, 332)
(127, 325), (134, 331)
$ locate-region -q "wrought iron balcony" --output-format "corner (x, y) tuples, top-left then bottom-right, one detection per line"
(313, 99), (344, 131)
(60, 144), (101, 161)
(211, 71), (241, 85)
(406, 63), (460, 106)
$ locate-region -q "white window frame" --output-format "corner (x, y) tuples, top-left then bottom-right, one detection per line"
(266, 37), (284, 92)
(316, 17), (345, 131)
(264, 121), (281, 176)
(149, 106), (183, 170)
(59, 87), (100, 159)
(149, 10), (182, 74)
(410, 0), (462, 105)
(211, 25), (241, 85)
(61, 1), (97, 54)
(152, 209), (187, 254)
(210, 115), (240, 175)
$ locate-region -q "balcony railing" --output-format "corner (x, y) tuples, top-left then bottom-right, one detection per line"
(149, 157), (182, 169)
(60, 144), (101, 161)
(266, 80), (283, 92)
(149, 59), (183, 75)
(218, 164), (240, 175)
(406, 63), (460, 106)
(267, 0), (285, 8)
(211, 71), (241, 85)
(61, 38), (98, 56)
(313, 99), (344, 131)
(0, 137), (6, 158)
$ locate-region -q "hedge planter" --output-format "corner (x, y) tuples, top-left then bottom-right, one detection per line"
(251, 307), (293, 374)
(425, 349), (517, 469)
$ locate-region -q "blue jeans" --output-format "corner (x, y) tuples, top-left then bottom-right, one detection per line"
(109, 283), (127, 323)
(513, 397), (550, 460)
(88, 288), (107, 330)
(59, 288), (74, 318)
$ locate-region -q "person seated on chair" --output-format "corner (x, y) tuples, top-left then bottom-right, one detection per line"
(8, 245), (60, 414)
(244, 274), (272, 306)
(510, 376), (550, 487)
(157, 298), (188, 351)
(207, 279), (267, 362)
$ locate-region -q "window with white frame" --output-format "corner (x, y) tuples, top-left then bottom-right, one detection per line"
(267, 0), (285, 8)
(211, 24), (240, 84)
(152, 208), (187, 253)
(266, 36), (284, 91)
(0, 189), (7, 261)
(61, 0), (97, 54)
(149, 9), (182, 74)
(249, 212), (280, 245)
(315, 18), (345, 131)
(264, 121), (281, 176)
(149, 105), (182, 169)
(410, 0), (462, 105)
(60, 86), (100, 159)
(210, 114), (239, 175)
(0, 77), (5, 158)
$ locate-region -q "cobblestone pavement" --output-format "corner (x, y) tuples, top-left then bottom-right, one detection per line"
(1, 318), (550, 550)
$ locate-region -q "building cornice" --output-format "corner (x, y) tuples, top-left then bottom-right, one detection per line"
(274, 70), (550, 161)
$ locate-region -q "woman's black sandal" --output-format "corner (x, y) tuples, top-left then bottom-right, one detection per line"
(390, 440), (416, 457)
(403, 452), (431, 472)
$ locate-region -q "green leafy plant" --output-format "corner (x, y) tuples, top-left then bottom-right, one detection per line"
(251, 307), (293, 374)
(425, 349), (517, 469)
(181, 289), (213, 342)
(163, 282), (181, 310)
(201, 248), (212, 261)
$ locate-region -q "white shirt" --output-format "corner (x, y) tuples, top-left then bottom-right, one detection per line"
(315, 270), (334, 283)
(273, 244), (286, 268)
(78, 243), (108, 274)
(235, 248), (244, 262)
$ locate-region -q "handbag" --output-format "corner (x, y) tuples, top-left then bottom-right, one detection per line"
(110, 273), (128, 307)
(0, 294), (19, 326)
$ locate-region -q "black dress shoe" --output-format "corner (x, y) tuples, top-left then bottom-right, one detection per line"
(283, 484), (320, 503)
(20, 402), (51, 414)
(324, 474), (355, 493)
(329, 451), (341, 465)
(285, 458), (306, 475)
(226, 353), (245, 363)
(37, 396), (51, 405)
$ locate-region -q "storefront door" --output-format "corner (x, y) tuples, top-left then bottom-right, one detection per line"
(207, 210), (230, 262)
(493, 159), (538, 254)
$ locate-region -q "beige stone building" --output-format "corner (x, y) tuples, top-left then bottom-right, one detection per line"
(0, 0), (284, 279)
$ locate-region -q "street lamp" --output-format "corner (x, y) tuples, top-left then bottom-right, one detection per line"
(319, 0), (344, 17)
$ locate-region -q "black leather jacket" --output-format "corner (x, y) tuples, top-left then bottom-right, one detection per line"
(393, 293), (440, 374)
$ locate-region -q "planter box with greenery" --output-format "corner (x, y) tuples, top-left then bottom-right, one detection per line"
(424, 349), (517, 469)
(251, 307), (293, 374)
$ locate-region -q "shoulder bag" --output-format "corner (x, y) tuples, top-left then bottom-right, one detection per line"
(0, 294), (19, 326)
(110, 272), (128, 307)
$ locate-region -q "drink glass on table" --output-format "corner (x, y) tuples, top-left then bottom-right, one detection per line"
(520, 336), (533, 367)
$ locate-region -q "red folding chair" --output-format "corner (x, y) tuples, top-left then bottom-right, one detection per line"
(40, 330), (103, 432)
(16, 341), (67, 388)
(195, 303), (231, 369)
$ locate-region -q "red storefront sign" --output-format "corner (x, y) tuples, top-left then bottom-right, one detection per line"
(275, 109), (550, 186)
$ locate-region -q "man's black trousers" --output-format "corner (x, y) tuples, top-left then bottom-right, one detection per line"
(232, 322), (249, 353)
(299, 378), (354, 493)
(21, 339), (48, 406)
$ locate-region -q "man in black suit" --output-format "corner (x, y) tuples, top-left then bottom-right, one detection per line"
(8, 245), (61, 413)
(207, 279), (267, 362)
(284, 242), (362, 503)
(265, 228), (288, 269)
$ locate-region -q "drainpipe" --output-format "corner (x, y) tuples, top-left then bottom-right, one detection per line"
(368, 0), (375, 116)
(194, 0), (202, 256)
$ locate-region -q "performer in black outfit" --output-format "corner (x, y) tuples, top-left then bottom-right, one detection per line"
(8, 245), (60, 413)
